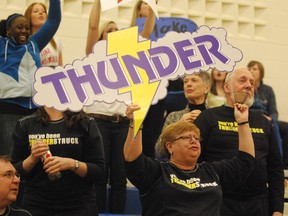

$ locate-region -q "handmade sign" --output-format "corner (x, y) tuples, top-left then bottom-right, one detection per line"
(33, 25), (243, 136)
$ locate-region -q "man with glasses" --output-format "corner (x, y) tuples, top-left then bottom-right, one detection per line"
(0, 155), (31, 216)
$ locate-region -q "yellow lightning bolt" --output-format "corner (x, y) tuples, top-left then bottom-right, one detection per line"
(107, 27), (160, 137)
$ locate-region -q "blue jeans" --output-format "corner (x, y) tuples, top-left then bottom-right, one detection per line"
(0, 113), (25, 155)
(94, 118), (129, 214)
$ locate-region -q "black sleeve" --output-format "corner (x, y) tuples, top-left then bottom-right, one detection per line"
(212, 151), (255, 192)
(82, 118), (105, 182)
(194, 109), (213, 162)
(266, 122), (284, 214)
(126, 154), (161, 194)
(10, 120), (31, 177)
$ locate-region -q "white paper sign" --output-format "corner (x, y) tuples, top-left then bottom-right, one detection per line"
(100, 0), (134, 11)
(100, 0), (159, 18)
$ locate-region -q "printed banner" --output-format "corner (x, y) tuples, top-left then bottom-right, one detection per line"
(33, 26), (243, 136)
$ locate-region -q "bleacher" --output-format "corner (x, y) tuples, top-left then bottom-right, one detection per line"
(99, 186), (141, 216)
(100, 176), (288, 216)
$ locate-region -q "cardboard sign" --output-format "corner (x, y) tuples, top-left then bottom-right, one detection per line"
(33, 26), (243, 136)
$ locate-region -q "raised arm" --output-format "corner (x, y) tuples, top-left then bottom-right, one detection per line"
(234, 103), (255, 157)
(32, 0), (61, 51)
(123, 105), (142, 162)
(139, 4), (156, 39)
(86, 0), (101, 55)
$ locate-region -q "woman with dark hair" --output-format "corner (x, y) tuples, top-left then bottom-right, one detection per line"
(10, 107), (105, 216)
(0, 0), (61, 156)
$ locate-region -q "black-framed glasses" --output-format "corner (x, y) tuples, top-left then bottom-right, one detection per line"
(173, 135), (202, 143)
(0, 171), (20, 180)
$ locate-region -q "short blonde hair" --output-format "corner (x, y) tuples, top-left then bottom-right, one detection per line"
(156, 121), (200, 157)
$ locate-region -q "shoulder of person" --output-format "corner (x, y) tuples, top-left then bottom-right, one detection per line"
(9, 205), (32, 216)
(249, 109), (270, 123)
(17, 113), (38, 125)
(261, 83), (274, 91)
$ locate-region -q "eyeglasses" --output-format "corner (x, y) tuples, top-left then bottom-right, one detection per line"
(173, 135), (202, 143)
(0, 171), (20, 180)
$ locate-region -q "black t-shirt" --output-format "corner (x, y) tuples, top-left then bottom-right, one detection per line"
(195, 105), (284, 213)
(126, 152), (254, 216)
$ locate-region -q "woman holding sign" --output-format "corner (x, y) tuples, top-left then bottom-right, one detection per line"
(85, 0), (156, 213)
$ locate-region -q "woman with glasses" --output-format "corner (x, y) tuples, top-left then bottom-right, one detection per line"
(123, 103), (255, 216)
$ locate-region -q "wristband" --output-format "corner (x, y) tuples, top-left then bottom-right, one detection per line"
(238, 121), (249, 125)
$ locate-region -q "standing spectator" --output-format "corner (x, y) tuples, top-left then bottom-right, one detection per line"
(123, 103), (255, 216)
(248, 60), (288, 164)
(130, 0), (166, 159)
(10, 107), (105, 216)
(25, 2), (63, 67)
(155, 72), (211, 152)
(206, 68), (227, 108)
(0, 155), (32, 216)
(0, 0), (61, 155)
(195, 68), (284, 216)
(85, 0), (156, 213)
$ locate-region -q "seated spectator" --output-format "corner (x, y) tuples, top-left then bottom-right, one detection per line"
(206, 68), (227, 108)
(0, 155), (32, 216)
(123, 103), (255, 216)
